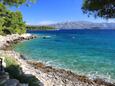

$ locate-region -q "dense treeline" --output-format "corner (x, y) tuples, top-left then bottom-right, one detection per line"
(0, 0), (34, 35)
(27, 25), (55, 30)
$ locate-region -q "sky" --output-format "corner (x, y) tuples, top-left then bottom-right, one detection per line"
(11, 0), (115, 25)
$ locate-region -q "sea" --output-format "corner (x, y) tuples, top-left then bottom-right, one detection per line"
(13, 29), (115, 81)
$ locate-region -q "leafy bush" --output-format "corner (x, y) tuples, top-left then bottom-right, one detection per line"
(17, 75), (40, 86)
(0, 3), (26, 35)
(4, 56), (40, 86)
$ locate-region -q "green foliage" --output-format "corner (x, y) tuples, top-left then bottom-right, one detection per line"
(29, 76), (40, 86)
(82, 0), (115, 19)
(0, 0), (35, 35)
(4, 56), (18, 67)
(4, 56), (22, 78)
(4, 11), (26, 34)
(5, 65), (22, 78)
(0, 18), (5, 35)
(27, 25), (55, 30)
(0, 3), (6, 35)
(3, 0), (26, 6)
(4, 56), (40, 86)
(0, 0), (37, 35)
(17, 75), (40, 86)
(0, 3), (26, 35)
(0, 0), (36, 7)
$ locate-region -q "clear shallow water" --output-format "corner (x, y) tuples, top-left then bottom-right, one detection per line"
(13, 29), (115, 80)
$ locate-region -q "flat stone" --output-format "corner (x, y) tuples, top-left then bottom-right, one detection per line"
(19, 84), (28, 86)
(0, 72), (9, 85)
(4, 79), (20, 86)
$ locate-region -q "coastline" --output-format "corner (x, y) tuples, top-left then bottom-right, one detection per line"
(0, 34), (115, 86)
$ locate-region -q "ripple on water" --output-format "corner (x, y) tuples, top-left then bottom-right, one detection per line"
(14, 29), (115, 82)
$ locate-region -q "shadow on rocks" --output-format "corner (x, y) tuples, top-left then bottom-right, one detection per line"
(5, 64), (43, 86)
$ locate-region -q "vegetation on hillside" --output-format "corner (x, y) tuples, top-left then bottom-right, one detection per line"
(27, 25), (55, 30)
(82, 0), (115, 19)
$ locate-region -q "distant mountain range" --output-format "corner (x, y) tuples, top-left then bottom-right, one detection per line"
(48, 21), (115, 29)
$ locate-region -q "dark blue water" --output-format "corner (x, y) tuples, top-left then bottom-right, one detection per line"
(14, 29), (115, 81)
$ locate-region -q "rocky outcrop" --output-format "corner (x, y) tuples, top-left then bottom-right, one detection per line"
(4, 79), (20, 86)
(0, 71), (28, 86)
(0, 34), (37, 50)
(0, 34), (37, 86)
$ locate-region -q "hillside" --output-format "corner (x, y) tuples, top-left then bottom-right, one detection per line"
(48, 21), (115, 29)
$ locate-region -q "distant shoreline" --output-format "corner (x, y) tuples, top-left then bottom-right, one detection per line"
(27, 28), (115, 32)
(27, 21), (115, 30)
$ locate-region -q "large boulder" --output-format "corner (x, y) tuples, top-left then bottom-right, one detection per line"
(4, 79), (20, 86)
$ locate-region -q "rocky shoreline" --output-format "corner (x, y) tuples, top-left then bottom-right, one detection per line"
(0, 34), (37, 50)
(0, 34), (115, 86)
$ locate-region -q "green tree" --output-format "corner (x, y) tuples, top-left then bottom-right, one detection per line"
(0, 18), (5, 34)
(2, 10), (26, 34)
(0, 3), (7, 35)
(0, 0), (35, 35)
(82, 0), (115, 19)
(0, 3), (26, 35)
(1, 0), (36, 7)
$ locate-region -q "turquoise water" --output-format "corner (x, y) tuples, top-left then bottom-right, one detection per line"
(14, 29), (115, 80)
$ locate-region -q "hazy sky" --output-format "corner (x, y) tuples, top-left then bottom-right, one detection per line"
(11, 0), (115, 25)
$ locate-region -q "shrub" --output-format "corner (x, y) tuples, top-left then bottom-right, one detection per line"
(4, 56), (40, 86)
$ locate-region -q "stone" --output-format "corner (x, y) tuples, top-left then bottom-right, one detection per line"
(0, 57), (6, 68)
(4, 79), (20, 86)
(0, 72), (9, 85)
